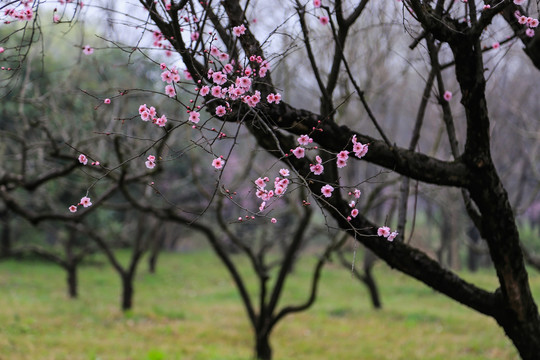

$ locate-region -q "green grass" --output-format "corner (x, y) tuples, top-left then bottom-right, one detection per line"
(1, 249), (536, 360)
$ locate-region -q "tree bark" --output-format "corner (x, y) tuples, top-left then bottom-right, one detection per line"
(363, 256), (382, 309)
(255, 333), (272, 360)
(66, 264), (78, 298)
(121, 274), (134, 311)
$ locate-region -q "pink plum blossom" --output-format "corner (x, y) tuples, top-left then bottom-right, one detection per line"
(155, 115), (167, 127)
(233, 24), (246, 36)
(271, 218), (277, 224)
(321, 184), (334, 198)
(78, 154), (88, 165)
(351, 209), (359, 218)
(79, 196), (92, 208)
(212, 157), (225, 169)
(313, 0), (321, 7)
(292, 146), (305, 158)
(492, 42), (500, 50)
(310, 163), (324, 175)
(279, 168), (290, 177)
(200, 85), (210, 96)
(387, 231), (399, 242)
(215, 105), (226, 117)
(189, 111), (200, 124)
(443, 90), (452, 101)
(165, 84), (176, 97)
(145, 160), (156, 169)
(69, 205), (77, 213)
(255, 177), (266, 189)
(104, 98), (111, 104)
(298, 135), (313, 146)
(320, 16), (329, 25)
(377, 226), (390, 237)
(0, 47), (4, 54)
(337, 158), (348, 168)
(82, 45), (94, 55)
(526, 28), (535, 37)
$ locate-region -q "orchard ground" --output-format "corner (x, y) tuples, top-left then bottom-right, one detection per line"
(1, 247), (536, 360)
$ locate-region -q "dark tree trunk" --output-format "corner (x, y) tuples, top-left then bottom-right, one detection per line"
(0, 211), (11, 258)
(467, 226), (480, 272)
(363, 250), (381, 309)
(121, 274), (134, 311)
(255, 333), (272, 360)
(148, 250), (159, 274)
(66, 264), (78, 298)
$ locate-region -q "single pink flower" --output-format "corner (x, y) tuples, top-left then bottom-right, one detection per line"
(319, 16), (329, 25)
(82, 45), (94, 55)
(165, 84), (176, 97)
(200, 85), (210, 96)
(0, 47), (4, 54)
(79, 196), (92, 208)
(310, 163), (324, 175)
(104, 98), (111, 104)
(337, 158), (348, 168)
(292, 146), (305, 159)
(78, 154), (88, 165)
(212, 157), (225, 169)
(387, 231), (399, 242)
(492, 42), (500, 50)
(526, 28), (535, 37)
(351, 209), (359, 218)
(189, 111), (200, 124)
(443, 90), (452, 101)
(313, 0), (321, 7)
(215, 105), (226, 117)
(145, 160), (156, 169)
(321, 184), (334, 198)
(155, 115), (167, 127)
(271, 218), (277, 224)
(69, 205), (77, 213)
(377, 226), (391, 237)
(279, 168), (290, 177)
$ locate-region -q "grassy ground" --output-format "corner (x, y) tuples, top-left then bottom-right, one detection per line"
(0, 248), (536, 360)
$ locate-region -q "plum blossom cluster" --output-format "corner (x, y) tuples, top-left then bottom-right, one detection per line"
(145, 155), (156, 169)
(351, 135), (369, 159)
(515, 10), (539, 37)
(160, 64), (181, 97)
(78, 154), (99, 166)
(152, 30), (173, 56)
(377, 226), (398, 242)
(346, 189), (362, 220)
(292, 134), (313, 159)
(68, 196), (92, 213)
(139, 104), (168, 127)
(3, 2), (34, 22)
(197, 50), (276, 114)
(254, 169), (291, 214)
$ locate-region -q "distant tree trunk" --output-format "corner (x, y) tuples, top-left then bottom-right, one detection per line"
(467, 226), (480, 272)
(121, 273), (134, 311)
(148, 237), (162, 274)
(255, 332), (272, 360)
(66, 264), (78, 298)
(363, 250), (381, 309)
(0, 211), (11, 258)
